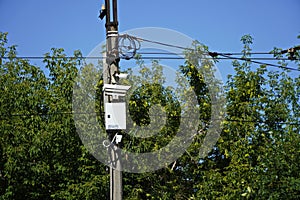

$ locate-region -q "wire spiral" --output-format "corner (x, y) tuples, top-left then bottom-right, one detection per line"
(118, 34), (141, 60)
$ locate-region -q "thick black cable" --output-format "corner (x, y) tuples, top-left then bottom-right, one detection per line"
(126, 35), (194, 51)
(218, 54), (300, 72)
(137, 52), (275, 56)
(1, 56), (298, 61)
(1, 56), (299, 72)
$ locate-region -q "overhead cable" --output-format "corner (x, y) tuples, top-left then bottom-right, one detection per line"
(217, 53), (300, 72)
(1, 112), (299, 126)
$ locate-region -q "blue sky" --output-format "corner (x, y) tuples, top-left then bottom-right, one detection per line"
(1, 0), (300, 79)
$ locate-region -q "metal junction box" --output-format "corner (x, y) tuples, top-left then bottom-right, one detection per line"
(105, 102), (127, 130)
(103, 84), (130, 130)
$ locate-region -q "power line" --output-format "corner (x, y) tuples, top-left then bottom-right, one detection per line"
(123, 34), (299, 58)
(2, 55), (299, 72)
(218, 54), (300, 72)
(0, 111), (98, 118)
(136, 52), (275, 56)
(2, 56), (297, 60)
(127, 55), (299, 62)
(0, 56), (104, 60)
(123, 34), (300, 71)
(124, 34), (194, 51)
(1, 111), (299, 126)
(1, 55), (299, 61)
(1, 34), (299, 71)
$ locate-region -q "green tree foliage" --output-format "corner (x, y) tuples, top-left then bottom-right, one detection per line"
(121, 58), (181, 154)
(0, 31), (299, 199)
(0, 32), (108, 199)
(192, 35), (300, 199)
(122, 42), (224, 199)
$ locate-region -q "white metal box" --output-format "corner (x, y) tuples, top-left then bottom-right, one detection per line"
(105, 102), (127, 130)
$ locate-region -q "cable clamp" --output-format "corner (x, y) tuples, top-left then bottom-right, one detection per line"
(103, 132), (123, 148)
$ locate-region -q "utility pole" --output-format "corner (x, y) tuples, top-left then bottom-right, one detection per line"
(100, 0), (123, 200)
